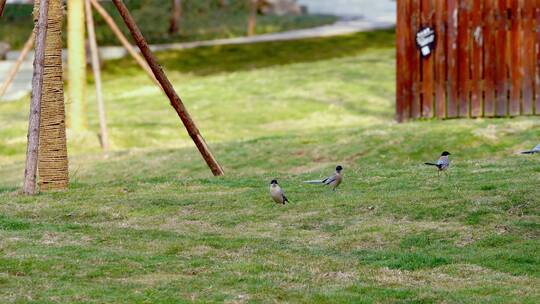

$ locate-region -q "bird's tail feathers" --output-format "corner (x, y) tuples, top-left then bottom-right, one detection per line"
(424, 162), (438, 166)
(304, 180), (324, 184)
(521, 151), (538, 154)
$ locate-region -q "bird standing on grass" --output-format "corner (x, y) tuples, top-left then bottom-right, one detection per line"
(304, 165), (344, 191)
(424, 151), (451, 176)
(269, 180), (289, 205)
(521, 144), (540, 154)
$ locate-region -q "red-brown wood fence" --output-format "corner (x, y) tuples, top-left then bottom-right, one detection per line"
(396, 0), (540, 121)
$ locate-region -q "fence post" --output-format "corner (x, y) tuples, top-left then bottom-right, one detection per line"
(483, 0), (496, 117)
(470, 0), (483, 117)
(446, 0), (459, 118)
(420, 0), (435, 118)
(396, 0), (413, 122)
(434, 0), (447, 118)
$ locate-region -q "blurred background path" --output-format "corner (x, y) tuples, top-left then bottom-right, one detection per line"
(0, 0), (396, 101)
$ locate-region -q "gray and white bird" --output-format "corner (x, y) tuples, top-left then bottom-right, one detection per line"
(304, 165), (344, 191)
(424, 151), (451, 175)
(269, 179), (289, 205)
(521, 143), (540, 154)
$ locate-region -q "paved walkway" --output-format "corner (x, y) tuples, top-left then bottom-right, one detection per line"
(0, 0), (396, 101)
(297, 0), (396, 23)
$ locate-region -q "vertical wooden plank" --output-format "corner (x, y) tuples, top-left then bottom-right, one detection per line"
(446, 0), (459, 118)
(522, 0), (534, 115)
(421, 0), (435, 118)
(483, 0), (496, 117)
(411, 0), (422, 118)
(536, 0), (540, 114)
(470, 0), (483, 117)
(509, 0), (522, 116)
(434, 0), (447, 118)
(396, 0), (413, 122)
(458, 0), (471, 117)
(495, 0), (508, 116)
(396, 0), (405, 121)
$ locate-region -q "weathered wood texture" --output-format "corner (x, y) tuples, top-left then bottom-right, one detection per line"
(111, 0), (224, 176)
(23, 0), (49, 195)
(396, 0), (540, 121)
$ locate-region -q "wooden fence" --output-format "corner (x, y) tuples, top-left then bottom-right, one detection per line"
(396, 0), (540, 121)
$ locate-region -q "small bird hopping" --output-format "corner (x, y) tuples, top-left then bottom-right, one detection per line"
(269, 179), (289, 205)
(424, 151), (451, 176)
(304, 165), (344, 191)
(521, 143), (540, 155)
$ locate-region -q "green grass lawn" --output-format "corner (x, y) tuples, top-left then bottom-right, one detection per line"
(0, 30), (539, 303)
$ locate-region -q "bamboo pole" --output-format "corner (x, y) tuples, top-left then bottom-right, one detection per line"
(67, 0), (88, 132)
(0, 32), (35, 99)
(89, 0), (159, 87)
(111, 0), (224, 176)
(23, 0), (49, 195)
(85, 0), (109, 153)
(0, 0), (6, 18)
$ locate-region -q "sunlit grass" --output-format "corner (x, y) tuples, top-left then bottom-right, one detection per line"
(0, 31), (539, 303)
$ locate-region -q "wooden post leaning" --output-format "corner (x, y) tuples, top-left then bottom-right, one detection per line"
(89, 0), (160, 87)
(85, 0), (110, 152)
(111, 0), (224, 176)
(23, 0), (49, 195)
(0, 32), (35, 99)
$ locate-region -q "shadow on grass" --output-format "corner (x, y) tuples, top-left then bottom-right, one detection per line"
(102, 29), (396, 77)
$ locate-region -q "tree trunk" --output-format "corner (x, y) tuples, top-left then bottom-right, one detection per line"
(85, 0), (110, 153)
(67, 0), (87, 131)
(23, 0), (49, 196)
(36, 0), (69, 191)
(168, 0), (182, 34)
(247, 0), (257, 36)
